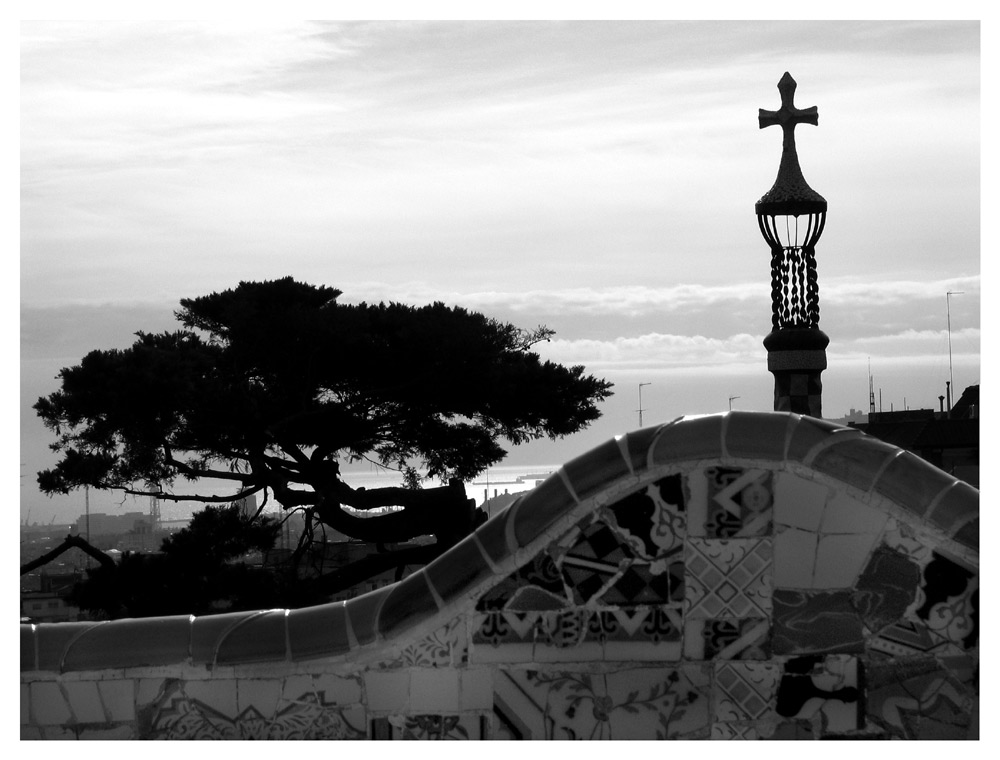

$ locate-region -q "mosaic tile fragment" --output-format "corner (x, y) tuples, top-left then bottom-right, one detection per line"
(914, 552), (978, 649)
(561, 521), (637, 604)
(775, 655), (860, 734)
(851, 544), (920, 634)
(864, 658), (975, 740)
(605, 474), (686, 558)
(476, 550), (568, 611)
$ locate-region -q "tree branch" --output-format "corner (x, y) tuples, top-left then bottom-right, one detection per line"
(312, 543), (445, 597)
(21, 534), (117, 575)
(122, 485), (264, 503)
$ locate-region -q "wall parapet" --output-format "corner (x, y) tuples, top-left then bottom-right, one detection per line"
(22, 412), (979, 740)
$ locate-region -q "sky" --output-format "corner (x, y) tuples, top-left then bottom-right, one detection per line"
(18, 15), (984, 525)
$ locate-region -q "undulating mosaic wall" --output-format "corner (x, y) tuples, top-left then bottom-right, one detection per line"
(21, 413), (979, 740)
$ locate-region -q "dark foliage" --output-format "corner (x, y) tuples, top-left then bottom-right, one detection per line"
(36, 277), (613, 607)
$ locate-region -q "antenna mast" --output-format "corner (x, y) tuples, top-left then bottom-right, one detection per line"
(868, 358), (875, 415)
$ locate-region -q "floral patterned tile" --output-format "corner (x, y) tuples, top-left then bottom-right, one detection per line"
(395, 617), (467, 668)
(605, 666), (710, 739)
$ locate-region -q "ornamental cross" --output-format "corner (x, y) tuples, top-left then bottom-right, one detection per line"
(758, 71), (818, 151)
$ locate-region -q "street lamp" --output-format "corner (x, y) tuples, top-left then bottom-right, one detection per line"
(637, 383), (651, 427)
(947, 290), (964, 401)
(729, 395), (741, 411)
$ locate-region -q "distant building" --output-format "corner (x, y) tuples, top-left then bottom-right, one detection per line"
(21, 592), (80, 623)
(850, 384), (979, 487)
(829, 408), (867, 426)
(21, 571), (84, 623)
(75, 511), (151, 539)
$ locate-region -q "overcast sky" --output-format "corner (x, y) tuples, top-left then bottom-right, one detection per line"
(19, 17), (982, 524)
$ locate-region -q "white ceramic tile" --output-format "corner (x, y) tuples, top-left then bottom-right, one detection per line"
(469, 641), (534, 665)
(30, 682), (71, 726)
(686, 468), (709, 536)
(313, 674), (362, 705)
(237, 678), (282, 717)
(182, 678), (238, 718)
(96, 680), (135, 723)
(533, 640), (604, 663)
(78, 725), (135, 740)
(820, 491), (889, 534)
(279, 674), (315, 703)
(63, 681), (105, 723)
(410, 668), (461, 712)
(363, 670), (410, 712)
(774, 473), (828, 531)
(773, 527), (818, 588)
(460, 668), (494, 710)
(603, 640), (683, 662)
(812, 533), (879, 589)
(135, 677), (167, 709)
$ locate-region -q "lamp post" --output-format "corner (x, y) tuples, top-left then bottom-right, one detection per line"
(637, 382), (651, 427)
(756, 73), (829, 418)
(947, 290), (964, 400)
(729, 395), (741, 411)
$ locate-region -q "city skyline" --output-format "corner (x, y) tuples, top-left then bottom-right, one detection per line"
(20, 18), (981, 524)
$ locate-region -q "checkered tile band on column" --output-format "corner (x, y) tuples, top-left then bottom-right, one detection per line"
(770, 369), (823, 418)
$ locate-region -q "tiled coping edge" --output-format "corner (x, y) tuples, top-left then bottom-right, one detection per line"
(21, 411), (977, 675)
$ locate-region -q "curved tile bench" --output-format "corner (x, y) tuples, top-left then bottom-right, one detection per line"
(21, 412), (979, 740)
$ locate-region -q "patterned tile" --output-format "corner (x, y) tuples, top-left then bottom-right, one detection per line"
(606, 666), (711, 739)
(395, 617), (467, 667)
(147, 688), (366, 739)
(713, 662), (780, 722)
(914, 552), (978, 650)
(493, 667), (709, 740)
(865, 659), (975, 740)
(561, 521), (638, 604)
(684, 618), (770, 660)
(711, 721), (766, 739)
(493, 670), (609, 740)
(771, 589), (864, 655)
(685, 539), (772, 619)
(699, 467), (774, 537)
(851, 544), (921, 634)
(370, 714), (486, 740)
(605, 474), (686, 559)
(591, 606), (681, 643)
(472, 611), (540, 647)
(775, 656), (861, 734)
(476, 551), (569, 611)
(598, 560), (683, 607)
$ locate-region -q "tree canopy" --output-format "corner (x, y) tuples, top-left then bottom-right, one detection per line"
(35, 278), (613, 603)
